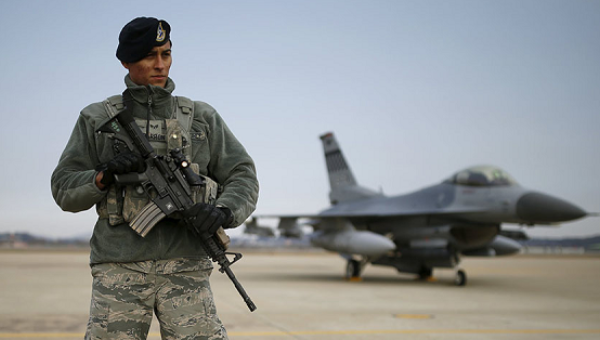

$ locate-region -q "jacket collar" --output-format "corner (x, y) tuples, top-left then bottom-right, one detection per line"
(124, 75), (176, 118)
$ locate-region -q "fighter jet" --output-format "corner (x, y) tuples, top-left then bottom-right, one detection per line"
(253, 132), (590, 285)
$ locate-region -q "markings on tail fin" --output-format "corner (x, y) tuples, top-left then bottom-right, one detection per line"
(320, 132), (383, 204)
(320, 132), (357, 190)
(325, 149), (357, 187)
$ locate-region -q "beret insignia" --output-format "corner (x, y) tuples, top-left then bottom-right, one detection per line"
(157, 22), (166, 42)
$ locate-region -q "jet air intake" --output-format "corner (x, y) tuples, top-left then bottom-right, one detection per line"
(310, 230), (396, 257)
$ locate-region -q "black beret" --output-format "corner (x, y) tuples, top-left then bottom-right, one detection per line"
(116, 17), (171, 63)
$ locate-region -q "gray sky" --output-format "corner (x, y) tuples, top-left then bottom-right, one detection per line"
(0, 0), (598, 239)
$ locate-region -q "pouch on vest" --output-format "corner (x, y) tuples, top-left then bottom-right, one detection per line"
(96, 186), (125, 225)
(190, 163), (219, 205)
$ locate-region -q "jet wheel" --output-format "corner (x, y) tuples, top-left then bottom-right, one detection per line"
(454, 269), (467, 286)
(345, 260), (361, 280)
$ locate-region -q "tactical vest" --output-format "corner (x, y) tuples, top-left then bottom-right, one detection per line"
(96, 95), (220, 226)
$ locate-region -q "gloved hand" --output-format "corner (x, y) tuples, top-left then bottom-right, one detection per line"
(182, 203), (234, 237)
(95, 152), (146, 186)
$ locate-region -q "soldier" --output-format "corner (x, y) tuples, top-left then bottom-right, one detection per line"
(51, 17), (259, 340)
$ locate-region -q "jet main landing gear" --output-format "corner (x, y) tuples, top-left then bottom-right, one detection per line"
(345, 259), (364, 281)
(418, 267), (433, 280)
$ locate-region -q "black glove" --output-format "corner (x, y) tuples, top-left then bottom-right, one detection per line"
(95, 152), (146, 186)
(182, 203), (234, 237)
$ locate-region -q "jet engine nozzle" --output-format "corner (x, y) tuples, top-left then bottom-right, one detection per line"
(516, 192), (586, 224)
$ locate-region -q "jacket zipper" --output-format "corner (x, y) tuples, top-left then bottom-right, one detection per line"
(145, 87), (161, 256)
(146, 87), (153, 138)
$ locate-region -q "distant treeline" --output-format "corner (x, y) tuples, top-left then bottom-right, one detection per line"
(519, 235), (600, 250)
(0, 232), (89, 248)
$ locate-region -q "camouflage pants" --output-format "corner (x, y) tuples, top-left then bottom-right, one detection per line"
(84, 259), (228, 340)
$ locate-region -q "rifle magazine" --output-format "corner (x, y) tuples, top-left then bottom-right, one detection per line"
(130, 201), (166, 237)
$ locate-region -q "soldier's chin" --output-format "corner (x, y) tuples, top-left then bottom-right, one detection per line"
(150, 76), (167, 87)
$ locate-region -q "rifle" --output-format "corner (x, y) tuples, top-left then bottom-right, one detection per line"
(96, 104), (257, 312)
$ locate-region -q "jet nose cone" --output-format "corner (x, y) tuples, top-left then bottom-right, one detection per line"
(516, 192), (587, 223)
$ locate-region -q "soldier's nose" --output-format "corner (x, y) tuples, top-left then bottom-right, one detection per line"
(155, 57), (165, 69)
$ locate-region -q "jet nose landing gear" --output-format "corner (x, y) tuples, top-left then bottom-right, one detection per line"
(454, 269), (467, 286)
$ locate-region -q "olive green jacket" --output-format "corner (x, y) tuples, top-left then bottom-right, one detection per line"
(51, 76), (259, 263)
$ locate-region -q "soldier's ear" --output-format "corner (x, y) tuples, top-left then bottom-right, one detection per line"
(121, 61), (130, 70)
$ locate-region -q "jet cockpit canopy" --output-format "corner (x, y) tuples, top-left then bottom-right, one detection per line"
(444, 165), (518, 187)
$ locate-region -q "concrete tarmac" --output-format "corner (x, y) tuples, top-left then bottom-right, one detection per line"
(0, 250), (599, 339)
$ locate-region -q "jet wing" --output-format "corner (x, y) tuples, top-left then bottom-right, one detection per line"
(253, 184), (488, 234)
(255, 206), (485, 220)
(256, 184), (487, 221)
(254, 205), (486, 236)
(318, 204), (487, 219)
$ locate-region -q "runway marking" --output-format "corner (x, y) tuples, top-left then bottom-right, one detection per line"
(2, 329), (600, 338)
(235, 329), (600, 336)
(395, 314), (433, 319)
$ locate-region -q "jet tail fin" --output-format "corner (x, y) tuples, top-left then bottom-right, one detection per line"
(320, 132), (383, 205)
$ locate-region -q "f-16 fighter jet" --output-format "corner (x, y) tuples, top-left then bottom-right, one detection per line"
(254, 132), (589, 285)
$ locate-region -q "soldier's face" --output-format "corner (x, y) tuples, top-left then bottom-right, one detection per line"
(122, 42), (172, 88)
